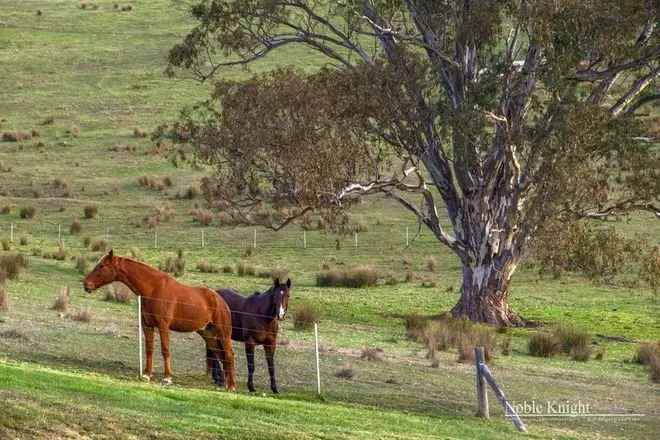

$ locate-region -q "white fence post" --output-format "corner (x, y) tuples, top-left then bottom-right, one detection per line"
(314, 322), (321, 396)
(406, 226), (409, 247)
(354, 232), (358, 248)
(253, 228), (257, 249)
(58, 224), (61, 242)
(137, 296), (143, 378)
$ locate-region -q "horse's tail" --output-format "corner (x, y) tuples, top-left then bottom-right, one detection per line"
(208, 289), (237, 391)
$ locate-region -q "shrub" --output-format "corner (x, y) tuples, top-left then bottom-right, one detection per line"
(191, 208), (213, 226)
(160, 250), (185, 277)
(51, 287), (70, 312)
(70, 218), (82, 235)
(335, 366), (354, 379)
(553, 323), (591, 355)
(197, 260), (219, 273)
(0, 206), (9, 214)
(271, 267), (289, 281)
(404, 314), (429, 340)
(133, 127), (147, 138)
(90, 239), (108, 252)
(19, 236), (28, 246)
(222, 264), (234, 274)
(1, 239), (10, 251)
(528, 332), (561, 358)
(293, 303), (319, 330)
(316, 265), (379, 288)
(237, 261), (256, 277)
(71, 307), (93, 322)
(649, 354), (660, 383)
(0, 285), (8, 313)
(360, 347), (384, 362)
(75, 256), (88, 274)
(425, 256), (438, 272)
(162, 176), (173, 187)
(639, 246), (660, 294)
(632, 342), (660, 365)
(570, 344), (592, 362)
(143, 203), (175, 228)
(501, 336), (512, 356)
(2, 131), (31, 142)
(19, 206), (36, 219)
(0, 254), (29, 280)
(83, 205), (98, 219)
(104, 283), (132, 303)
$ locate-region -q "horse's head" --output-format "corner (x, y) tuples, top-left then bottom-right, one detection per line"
(83, 249), (118, 293)
(271, 278), (291, 320)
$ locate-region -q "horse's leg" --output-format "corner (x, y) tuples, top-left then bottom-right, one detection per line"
(200, 332), (223, 386)
(143, 326), (155, 381)
(158, 326), (173, 385)
(216, 328), (236, 392)
(245, 340), (256, 393)
(264, 340), (279, 394)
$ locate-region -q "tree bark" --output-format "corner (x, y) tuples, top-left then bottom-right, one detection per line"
(451, 258), (525, 327)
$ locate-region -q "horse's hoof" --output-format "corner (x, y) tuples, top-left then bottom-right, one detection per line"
(141, 374), (152, 382)
(162, 377), (173, 386)
(227, 386), (236, 392)
(271, 388), (280, 394)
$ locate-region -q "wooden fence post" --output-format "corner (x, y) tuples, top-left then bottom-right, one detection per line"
(474, 347), (527, 433)
(475, 347), (489, 419)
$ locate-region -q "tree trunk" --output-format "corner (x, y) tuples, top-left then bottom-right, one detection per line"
(451, 258), (526, 327)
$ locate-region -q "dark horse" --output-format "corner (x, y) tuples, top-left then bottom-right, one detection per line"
(206, 278), (291, 393)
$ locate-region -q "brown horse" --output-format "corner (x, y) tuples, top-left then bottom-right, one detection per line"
(83, 250), (236, 390)
(206, 278), (290, 393)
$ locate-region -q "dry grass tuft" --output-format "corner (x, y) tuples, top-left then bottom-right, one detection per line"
(51, 287), (70, 312)
(104, 283), (132, 304)
(19, 206), (36, 219)
(633, 342), (660, 365)
(425, 256), (438, 272)
(71, 307), (93, 322)
(0, 254), (29, 280)
(133, 127), (147, 138)
(360, 347), (384, 362)
(19, 236), (28, 246)
(75, 255), (88, 274)
(159, 250), (185, 277)
(293, 303), (319, 330)
(222, 264), (234, 274)
(90, 239), (108, 252)
(528, 332), (561, 358)
(83, 205), (98, 219)
(196, 260), (219, 273)
(0, 206), (10, 215)
(335, 366), (354, 379)
(237, 261), (256, 277)
(70, 218), (82, 235)
(1, 239), (10, 251)
(316, 265), (379, 288)
(2, 131), (32, 142)
(0, 284), (8, 313)
(191, 208), (213, 226)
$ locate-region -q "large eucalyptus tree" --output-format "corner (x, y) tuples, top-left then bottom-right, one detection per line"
(168, 0), (660, 326)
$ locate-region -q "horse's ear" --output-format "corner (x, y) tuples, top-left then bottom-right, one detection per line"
(286, 278), (292, 289)
(274, 278), (281, 287)
(107, 249), (114, 259)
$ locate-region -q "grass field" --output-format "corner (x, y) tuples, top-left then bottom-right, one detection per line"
(0, 1), (659, 439)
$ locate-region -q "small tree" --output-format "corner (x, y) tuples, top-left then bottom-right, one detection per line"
(167, 1), (660, 325)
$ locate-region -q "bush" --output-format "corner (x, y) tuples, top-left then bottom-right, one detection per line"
(553, 323), (591, 355)
(104, 283), (132, 304)
(425, 256), (438, 272)
(133, 127), (147, 138)
(237, 261), (256, 277)
(0, 254), (29, 280)
(19, 236), (28, 246)
(19, 206), (36, 219)
(360, 347), (384, 362)
(271, 267), (289, 281)
(632, 342), (660, 365)
(191, 208), (213, 226)
(640, 246), (660, 294)
(1, 239), (10, 251)
(293, 303), (319, 330)
(222, 264), (234, 274)
(528, 332), (561, 358)
(316, 265), (379, 288)
(570, 344), (592, 362)
(75, 256), (88, 274)
(90, 239), (108, 252)
(335, 366), (354, 379)
(160, 250), (185, 277)
(196, 260), (219, 273)
(0, 285), (8, 313)
(83, 205), (98, 219)
(70, 218), (82, 235)
(649, 353), (660, 383)
(0, 206), (9, 214)
(51, 287), (70, 312)
(71, 307), (93, 322)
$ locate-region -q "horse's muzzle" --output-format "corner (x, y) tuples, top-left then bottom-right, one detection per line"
(83, 283), (93, 293)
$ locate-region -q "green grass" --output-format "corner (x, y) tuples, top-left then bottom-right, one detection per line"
(1, 1), (659, 439)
